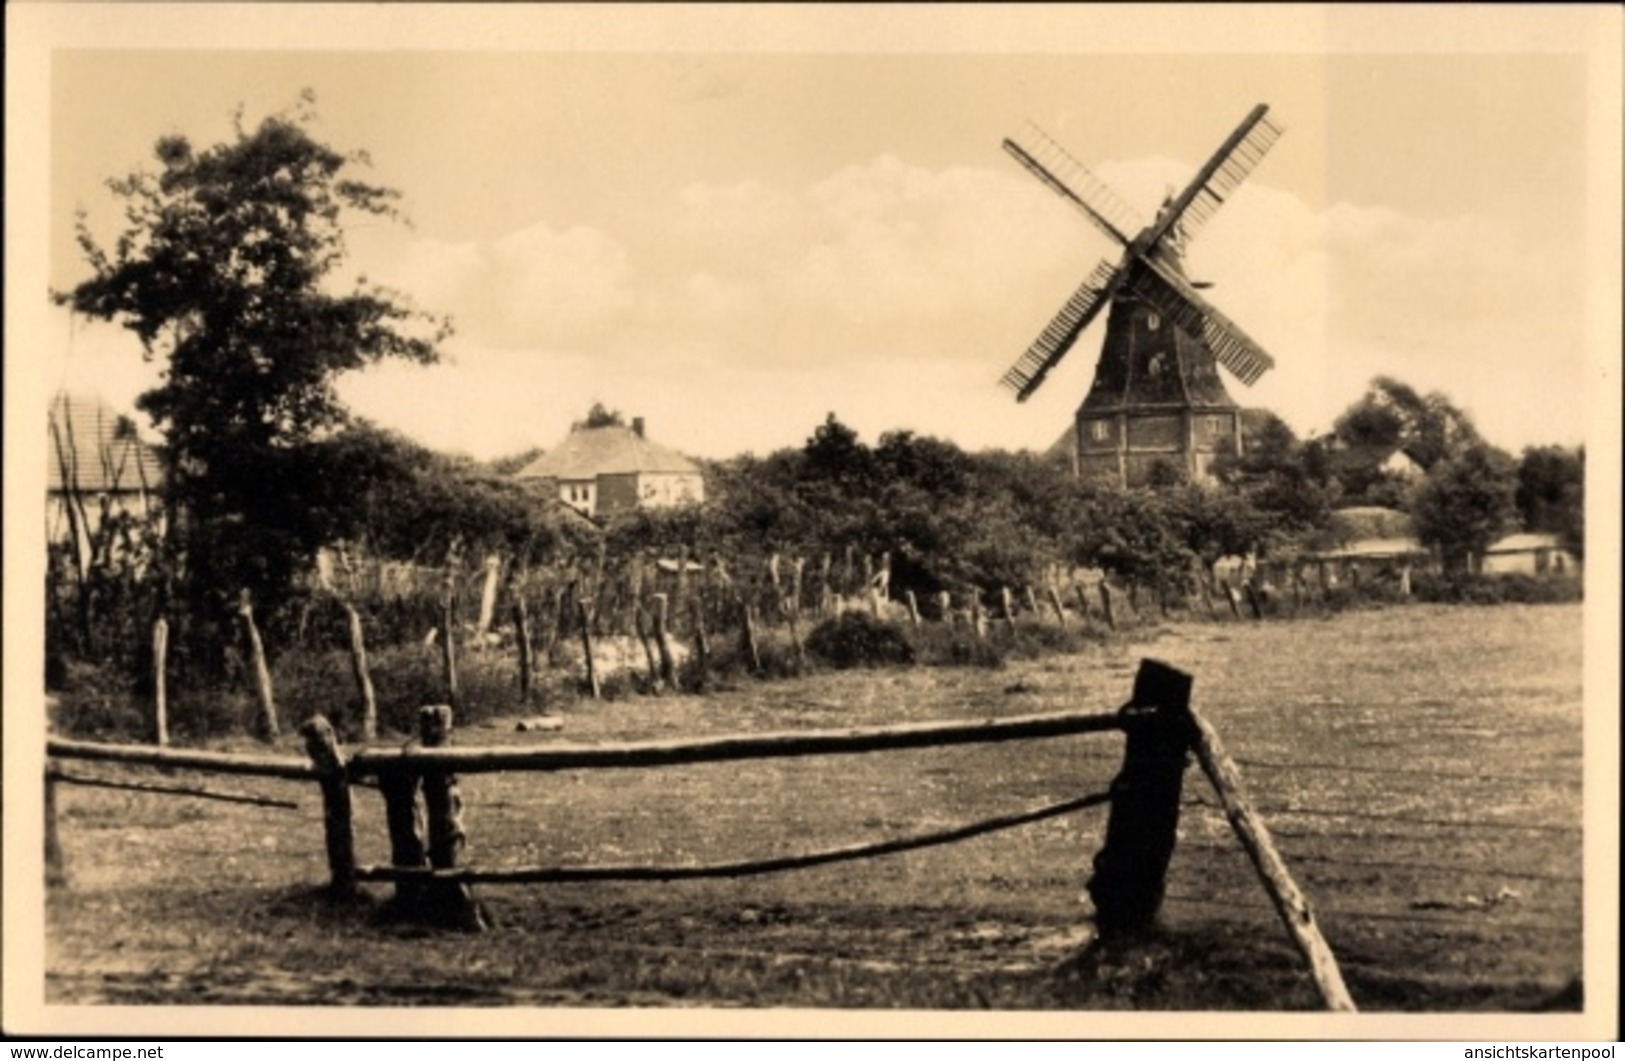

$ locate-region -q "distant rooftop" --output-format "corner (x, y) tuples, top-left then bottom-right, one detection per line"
(47, 392), (163, 493)
(513, 419), (699, 481)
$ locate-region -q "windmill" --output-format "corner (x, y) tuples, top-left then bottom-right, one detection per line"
(999, 104), (1283, 486)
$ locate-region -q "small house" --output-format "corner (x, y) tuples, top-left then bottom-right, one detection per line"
(513, 417), (704, 519)
(1479, 532), (1578, 577)
(46, 392), (164, 574)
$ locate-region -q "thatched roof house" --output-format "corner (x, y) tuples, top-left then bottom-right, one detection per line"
(513, 417), (703, 519)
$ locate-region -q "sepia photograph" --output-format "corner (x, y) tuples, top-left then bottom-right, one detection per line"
(5, 3), (1619, 1041)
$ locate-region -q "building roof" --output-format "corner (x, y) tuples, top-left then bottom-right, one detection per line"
(1485, 532), (1565, 554)
(1330, 505), (1415, 540)
(512, 423), (700, 481)
(46, 392), (163, 493)
(1325, 443), (1423, 476)
(1313, 536), (1429, 560)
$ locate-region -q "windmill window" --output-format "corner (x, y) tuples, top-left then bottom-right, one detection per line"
(1146, 312), (1161, 331)
(1205, 415), (1225, 435)
(1090, 421), (1110, 442)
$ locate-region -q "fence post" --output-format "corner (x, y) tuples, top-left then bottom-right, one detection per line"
(1074, 583), (1092, 625)
(1223, 580), (1243, 620)
(1023, 585), (1041, 621)
(1244, 580), (1265, 621)
(1046, 584), (1072, 623)
(1098, 581), (1117, 631)
(236, 590), (280, 742)
(418, 705), (487, 931)
(740, 601), (763, 675)
(151, 616), (169, 747)
(378, 767), (427, 912)
(1001, 587), (1018, 635)
(45, 762), (66, 887)
(578, 599), (601, 699)
(1086, 659), (1193, 938)
(905, 589), (922, 627)
(653, 593), (678, 690)
(512, 593), (534, 706)
(300, 715), (356, 900)
(689, 595), (711, 687)
(439, 571), (460, 710)
(343, 601), (378, 740)
(634, 604), (661, 690)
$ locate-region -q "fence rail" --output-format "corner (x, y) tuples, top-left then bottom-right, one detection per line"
(44, 657), (1358, 1012)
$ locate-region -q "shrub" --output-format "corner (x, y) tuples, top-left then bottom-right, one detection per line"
(805, 612), (916, 669)
(1411, 572), (1582, 606)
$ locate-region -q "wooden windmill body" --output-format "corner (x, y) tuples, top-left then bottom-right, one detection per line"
(1000, 105), (1284, 487)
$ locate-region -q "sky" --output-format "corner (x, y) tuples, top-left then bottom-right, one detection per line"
(20, 6), (1622, 464)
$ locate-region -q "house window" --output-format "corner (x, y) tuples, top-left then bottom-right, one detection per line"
(1206, 415), (1225, 436)
(1090, 421), (1110, 442)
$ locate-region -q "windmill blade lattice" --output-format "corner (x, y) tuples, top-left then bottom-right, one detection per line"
(1128, 261), (1276, 385)
(1149, 106), (1284, 254)
(1003, 125), (1145, 248)
(1001, 259), (1123, 400)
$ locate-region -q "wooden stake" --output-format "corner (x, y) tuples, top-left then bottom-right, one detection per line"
(971, 595), (987, 640)
(512, 594), (534, 706)
(578, 599), (601, 699)
(439, 573), (460, 709)
(633, 604), (661, 690)
(653, 593), (678, 690)
(378, 766), (427, 911)
(1001, 587), (1019, 635)
(1223, 580), (1243, 620)
(740, 601), (763, 674)
(1023, 585), (1040, 621)
(936, 590), (951, 625)
(1086, 660), (1192, 937)
(1047, 586), (1068, 629)
(1098, 582), (1117, 631)
(300, 715), (356, 899)
(690, 595), (711, 686)
(1244, 580), (1265, 621)
(476, 553), (502, 637)
(905, 589), (922, 627)
(45, 763), (66, 887)
(418, 705), (487, 931)
(151, 616), (169, 747)
(785, 602), (806, 671)
(236, 591), (280, 742)
(1188, 705), (1357, 1012)
(1075, 583), (1092, 624)
(343, 602), (378, 740)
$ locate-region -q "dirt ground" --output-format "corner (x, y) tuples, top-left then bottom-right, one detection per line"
(42, 603), (1586, 1013)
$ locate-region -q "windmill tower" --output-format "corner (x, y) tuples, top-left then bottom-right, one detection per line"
(999, 105), (1283, 486)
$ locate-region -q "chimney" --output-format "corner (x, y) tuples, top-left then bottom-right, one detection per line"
(631, 417), (645, 438)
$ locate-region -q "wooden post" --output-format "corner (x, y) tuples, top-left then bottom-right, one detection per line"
(1243, 580), (1265, 621)
(236, 591), (280, 742)
(475, 553), (502, 637)
(512, 594), (534, 705)
(1398, 562), (1413, 597)
(151, 616), (169, 747)
(936, 590), (951, 625)
(578, 599), (601, 699)
(1023, 585), (1041, 621)
(439, 574), (460, 710)
(1086, 660), (1193, 938)
(343, 602), (378, 740)
(790, 557), (806, 621)
(740, 601), (763, 674)
(633, 604), (661, 690)
(1223, 580), (1243, 620)
(1098, 582), (1117, 631)
(970, 595), (987, 640)
(378, 768), (427, 911)
(785, 601), (806, 671)
(1000, 586), (1018, 635)
(1292, 569), (1306, 614)
(45, 763), (66, 887)
(1047, 586), (1068, 629)
(690, 595), (711, 687)
(300, 715), (356, 899)
(418, 705), (487, 931)
(1199, 573), (1218, 618)
(1188, 705), (1357, 1012)
(1075, 583), (1092, 624)
(653, 593), (678, 691)
(905, 589), (922, 627)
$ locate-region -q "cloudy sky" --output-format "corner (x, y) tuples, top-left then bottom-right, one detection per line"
(18, 6), (1621, 463)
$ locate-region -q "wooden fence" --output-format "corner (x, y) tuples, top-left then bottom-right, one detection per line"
(44, 658), (1355, 1011)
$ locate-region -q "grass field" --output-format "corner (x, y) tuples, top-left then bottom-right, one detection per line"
(43, 603), (1585, 1012)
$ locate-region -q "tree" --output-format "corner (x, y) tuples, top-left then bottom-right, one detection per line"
(1332, 376), (1481, 470)
(1516, 445), (1585, 559)
(1412, 444), (1518, 575)
(58, 95), (447, 650)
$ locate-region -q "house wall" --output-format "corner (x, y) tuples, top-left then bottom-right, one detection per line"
(1481, 548), (1578, 577)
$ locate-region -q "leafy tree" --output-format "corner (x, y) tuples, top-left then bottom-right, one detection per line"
(1516, 445), (1585, 559)
(577, 402), (625, 429)
(1412, 444), (1518, 574)
(1332, 376), (1481, 470)
(57, 94), (448, 649)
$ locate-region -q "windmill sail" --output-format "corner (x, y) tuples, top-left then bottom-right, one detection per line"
(1128, 260), (1276, 386)
(1000, 259), (1122, 400)
(1145, 105), (1283, 254)
(1003, 125), (1144, 248)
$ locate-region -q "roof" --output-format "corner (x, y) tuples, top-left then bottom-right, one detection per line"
(1314, 536), (1429, 560)
(1486, 532), (1565, 554)
(46, 392), (163, 493)
(1330, 506), (1415, 540)
(1326, 443), (1422, 475)
(512, 423), (700, 481)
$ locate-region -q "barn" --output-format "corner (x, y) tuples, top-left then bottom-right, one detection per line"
(512, 416), (704, 520)
(1479, 532), (1579, 577)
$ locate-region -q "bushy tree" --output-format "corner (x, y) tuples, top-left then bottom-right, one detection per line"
(57, 94), (448, 652)
(1515, 445), (1585, 560)
(1412, 444), (1518, 574)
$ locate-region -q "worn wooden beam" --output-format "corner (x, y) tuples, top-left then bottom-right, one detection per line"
(351, 708), (1123, 778)
(343, 601), (378, 740)
(1187, 704), (1357, 1013)
(151, 617), (169, 747)
(418, 705), (486, 931)
(300, 715), (357, 899)
(48, 769), (301, 809)
(236, 591), (280, 742)
(48, 738), (317, 780)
